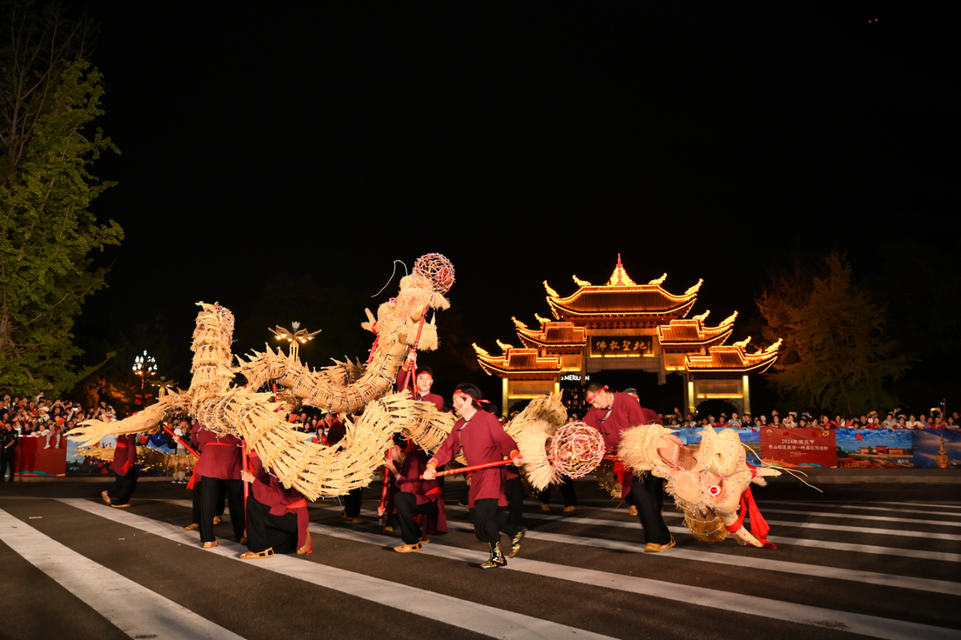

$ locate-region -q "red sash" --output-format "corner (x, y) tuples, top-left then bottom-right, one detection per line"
(724, 466), (776, 548)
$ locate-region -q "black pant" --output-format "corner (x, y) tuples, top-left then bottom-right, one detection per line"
(0, 451), (15, 481)
(504, 476), (524, 536)
(394, 492), (438, 544)
(344, 486), (363, 517)
(245, 494), (298, 554)
(472, 498), (509, 544)
(629, 473), (671, 544)
(538, 475), (577, 507)
(108, 468), (138, 505)
(192, 479), (226, 524)
(200, 477), (245, 543)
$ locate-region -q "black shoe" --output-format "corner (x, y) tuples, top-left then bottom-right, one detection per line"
(480, 542), (507, 569)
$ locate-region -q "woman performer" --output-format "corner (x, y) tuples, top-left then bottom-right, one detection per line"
(423, 384), (523, 569)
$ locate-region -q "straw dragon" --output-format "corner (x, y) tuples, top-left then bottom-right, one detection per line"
(68, 260), (453, 500)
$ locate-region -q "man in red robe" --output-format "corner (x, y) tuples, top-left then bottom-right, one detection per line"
(424, 384), (523, 569)
(238, 451), (311, 558)
(193, 426), (245, 548)
(583, 383), (673, 552)
(101, 433), (138, 508)
(185, 420), (225, 531)
(390, 435), (447, 553)
(397, 366), (445, 411)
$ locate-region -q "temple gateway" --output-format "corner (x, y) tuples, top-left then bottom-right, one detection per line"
(474, 256), (781, 417)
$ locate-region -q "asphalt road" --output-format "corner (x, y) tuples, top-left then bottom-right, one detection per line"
(1, 478), (959, 640)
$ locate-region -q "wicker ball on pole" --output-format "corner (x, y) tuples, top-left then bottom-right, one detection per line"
(548, 422), (606, 479)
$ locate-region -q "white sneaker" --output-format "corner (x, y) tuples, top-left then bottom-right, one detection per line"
(44, 444), (50, 449)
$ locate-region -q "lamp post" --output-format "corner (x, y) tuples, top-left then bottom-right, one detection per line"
(132, 350), (158, 409)
(269, 321), (321, 361)
(132, 350), (157, 389)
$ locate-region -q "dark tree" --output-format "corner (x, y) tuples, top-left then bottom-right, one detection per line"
(757, 252), (909, 415)
(0, 1), (122, 396)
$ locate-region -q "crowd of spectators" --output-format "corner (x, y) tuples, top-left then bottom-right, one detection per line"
(651, 408), (959, 431)
(3, 390), (957, 457)
(0, 393), (118, 450)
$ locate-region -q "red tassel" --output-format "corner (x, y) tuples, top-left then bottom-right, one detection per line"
(725, 466), (776, 549)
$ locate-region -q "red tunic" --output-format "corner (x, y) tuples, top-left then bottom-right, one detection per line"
(429, 410), (518, 508)
(325, 419), (346, 447)
(414, 392), (444, 412)
(250, 456), (310, 550)
(194, 429), (242, 480)
(396, 447), (447, 534)
(395, 371), (445, 411)
(109, 434), (137, 476)
(583, 393), (661, 498)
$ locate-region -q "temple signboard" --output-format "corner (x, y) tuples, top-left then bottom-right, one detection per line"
(589, 336), (654, 357)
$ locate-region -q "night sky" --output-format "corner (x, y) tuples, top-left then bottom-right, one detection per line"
(65, 4), (958, 412)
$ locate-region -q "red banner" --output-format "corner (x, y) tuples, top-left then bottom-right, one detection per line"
(760, 427), (837, 468)
(14, 437), (67, 477)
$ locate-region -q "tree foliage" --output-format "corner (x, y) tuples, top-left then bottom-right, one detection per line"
(757, 252), (909, 415)
(0, 2), (122, 396)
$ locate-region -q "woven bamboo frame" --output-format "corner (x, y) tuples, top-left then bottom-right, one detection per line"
(68, 260), (454, 500)
(239, 274), (447, 415)
(619, 424), (780, 547)
(509, 392), (568, 490)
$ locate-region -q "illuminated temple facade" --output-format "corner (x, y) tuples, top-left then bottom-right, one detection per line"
(474, 256), (781, 416)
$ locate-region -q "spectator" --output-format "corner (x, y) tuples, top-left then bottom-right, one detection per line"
(0, 422), (17, 481)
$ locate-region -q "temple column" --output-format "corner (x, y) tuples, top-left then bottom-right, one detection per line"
(742, 375), (751, 416)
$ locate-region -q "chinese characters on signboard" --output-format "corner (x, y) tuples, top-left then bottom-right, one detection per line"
(760, 427), (837, 467)
(589, 336), (654, 357)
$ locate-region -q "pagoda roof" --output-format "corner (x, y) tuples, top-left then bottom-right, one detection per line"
(474, 343), (561, 379)
(513, 316), (587, 349)
(658, 311), (738, 352)
(686, 338), (782, 378)
(544, 255), (701, 324)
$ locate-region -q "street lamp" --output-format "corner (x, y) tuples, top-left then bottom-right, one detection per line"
(269, 321), (321, 361)
(132, 350), (158, 389)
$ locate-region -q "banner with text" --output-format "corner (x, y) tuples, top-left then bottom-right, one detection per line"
(760, 427), (837, 468)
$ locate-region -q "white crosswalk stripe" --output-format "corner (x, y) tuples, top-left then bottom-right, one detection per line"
(759, 500), (961, 517)
(0, 508), (247, 640)
(2, 492), (959, 640)
(56, 499), (617, 640)
(365, 504), (961, 596)
(302, 520), (961, 640)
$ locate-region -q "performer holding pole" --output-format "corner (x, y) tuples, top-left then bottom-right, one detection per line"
(391, 435), (447, 553)
(423, 384), (523, 569)
(238, 453), (311, 559)
(194, 425), (245, 548)
(101, 433), (138, 508)
(583, 382), (674, 552)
